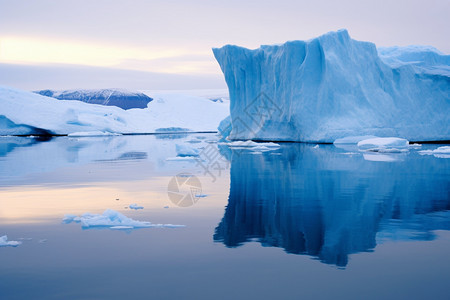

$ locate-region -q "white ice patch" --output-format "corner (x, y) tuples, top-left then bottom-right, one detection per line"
(419, 146), (450, 158)
(0, 235), (22, 247)
(334, 135), (379, 144)
(63, 209), (185, 229)
(357, 137), (409, 152)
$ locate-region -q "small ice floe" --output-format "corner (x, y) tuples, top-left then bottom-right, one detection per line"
(18, 237), (33, 241)
(333, 135), (379, 144)
(409, 143), (422, 148)
(129, 204), (144, 210)
(419, 146), (450, 158)
(38, 239), (47, 244)
(175, 144), (200, 157)
(220, 140), (280, 149)
(357, 137), (409, 153)
(313, 144), (319, 149)
(68, 131), (122, 137)
(63, 209), (185, 230)
(0, 235), (22, 247)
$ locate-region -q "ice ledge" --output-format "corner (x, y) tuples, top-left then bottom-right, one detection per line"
(213, 30), (450, 143)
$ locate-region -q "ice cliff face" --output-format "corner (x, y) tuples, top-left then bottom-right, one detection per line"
(213, 30), (450, 142)
(34, 89), (152, 110)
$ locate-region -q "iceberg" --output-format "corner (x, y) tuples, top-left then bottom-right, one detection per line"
(213, 30), (450, 143)
(0, 235), (22, 247)
(0, 86), (229, 136)
(34, 88), (153, 110)
(63, 209), (185, 229)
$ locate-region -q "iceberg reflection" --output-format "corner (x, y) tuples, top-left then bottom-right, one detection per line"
(214, 144), (450, 267)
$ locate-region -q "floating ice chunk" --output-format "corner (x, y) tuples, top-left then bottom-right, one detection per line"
(63, 209), (185, 229)
(357, 137), (409, 152)
(334, 136), (379, 144)
(175, 144), (200, 157)
(166, 156), (198, 161)
(313, 145), (319, 149)
(68, 131), (122, 137)
(409, 143), (422, 148)
(220, 140), (280, 148)
(129, 204), (144, 210)
(0, 235), (22, 247)
(419, 146), (450, 158)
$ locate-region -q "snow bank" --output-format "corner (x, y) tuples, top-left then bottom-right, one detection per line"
(213, 30), (450, 142)
(357, 137), (409, 152)
(63, 209), (185, 229)
(0, 86), (229, 136)
(0, 235), (22, 247)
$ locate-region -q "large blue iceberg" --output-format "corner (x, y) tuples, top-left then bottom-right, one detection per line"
(213, 30), (450, 142)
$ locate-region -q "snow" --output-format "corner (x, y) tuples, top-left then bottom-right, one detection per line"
(63, 209), (185, 229)
(34, 88), (153, 110)
(213, 29), (450, 143)
(129, 204), (144, 210)
(0, 86), (229, 136)
(357, 137), (409, 152)
(175, 144), (200, 157)
(0, 235), (22, 247)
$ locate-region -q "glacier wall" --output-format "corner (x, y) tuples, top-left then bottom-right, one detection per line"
(213, 30), (450, 142)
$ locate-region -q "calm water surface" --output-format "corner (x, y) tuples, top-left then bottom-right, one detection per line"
(0, 134), (449, 300)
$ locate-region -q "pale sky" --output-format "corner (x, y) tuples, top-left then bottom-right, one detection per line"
(0, 0), (449, 90)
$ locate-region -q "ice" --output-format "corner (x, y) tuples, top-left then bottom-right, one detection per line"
(0, 235), (22, 247)
(0, 86), (229, 136)
(68, 131), (122, 137)
(129, 204), (144, 210)
(419, 146), (450, 158)
(334, 135), (379, 144)
(63, 209), (185, 229)
(357, 137), (409, 152)
(213, 30), (450, 143)
(220, 140), (280, 148)
(34, 88), (153, 110)
(175, 144), (200, 157)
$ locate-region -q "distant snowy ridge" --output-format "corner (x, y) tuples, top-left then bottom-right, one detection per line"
(35, 88), (153, 110)
(213, 29), (450, 142)
(0, 86), (229, 136)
